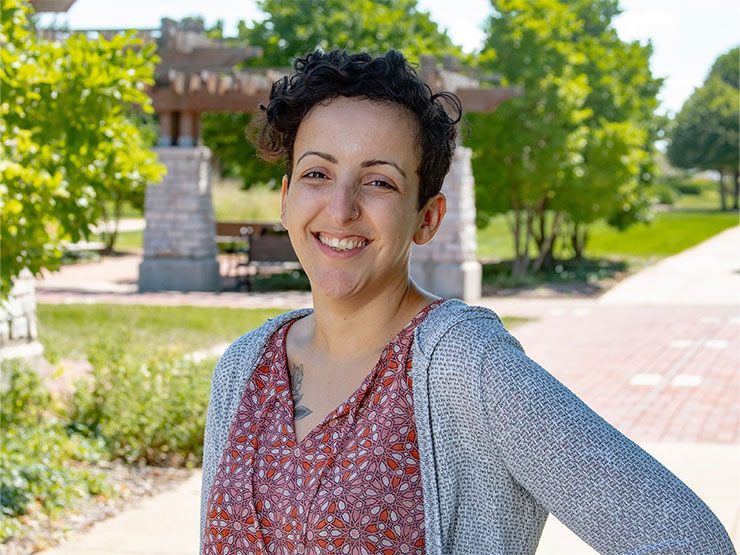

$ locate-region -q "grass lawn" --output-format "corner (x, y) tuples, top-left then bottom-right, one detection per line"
(37, 304), (285, 362)
(583, 210), (738, 257)
(37, 303), (528, 363)
(477, 209), (738, 260)
(672, 185), (725, 210)
(212, 178), (282, 222)
(108, 230), (143, 252)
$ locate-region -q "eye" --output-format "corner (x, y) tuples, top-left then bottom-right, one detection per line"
(367, 179), (396, 190)
(302, 170), (328, 180)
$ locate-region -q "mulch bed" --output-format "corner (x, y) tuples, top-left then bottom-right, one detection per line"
(2, 462), (195, 555)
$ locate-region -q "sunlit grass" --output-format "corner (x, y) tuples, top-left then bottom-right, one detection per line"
(583, 210), (738, 257)
(37, 304), (285, 362)
(476, 209), (738, 260)
(212, 178), (282, 222)
(37, 303), (528, 363)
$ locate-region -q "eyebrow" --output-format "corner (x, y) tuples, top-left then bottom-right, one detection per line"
(296, 151), (337, 165)
(361, 159), (407, 179)
(295, 151), (407, 179)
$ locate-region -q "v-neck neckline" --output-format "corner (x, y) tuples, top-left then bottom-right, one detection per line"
(279, 299), (442, 451)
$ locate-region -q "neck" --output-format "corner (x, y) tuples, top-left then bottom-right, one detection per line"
(308, 277), (434, 360)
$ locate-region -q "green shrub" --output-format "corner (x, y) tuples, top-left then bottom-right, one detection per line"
(646, 183), (676, 205)
(662, 177), (715, 196)
(0, 361), (111, 540)
(69, 331), (213, 466)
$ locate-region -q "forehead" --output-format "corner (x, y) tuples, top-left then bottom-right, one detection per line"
(293, 97), (421, 167)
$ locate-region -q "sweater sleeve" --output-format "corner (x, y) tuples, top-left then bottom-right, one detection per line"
(480, 328), (736, 554)
(199, 351), (230, 554)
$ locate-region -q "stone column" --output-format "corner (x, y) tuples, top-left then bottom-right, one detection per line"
(410, 146), (481, 301)
(178, 111), (196, 147)
(157, 111), (173, 146)
(0, 268), (43, 361)
(138, 146), (221, 292)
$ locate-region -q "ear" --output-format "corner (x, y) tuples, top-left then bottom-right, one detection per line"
(413, 192), (446, 245)
(280, 175), (289, 227)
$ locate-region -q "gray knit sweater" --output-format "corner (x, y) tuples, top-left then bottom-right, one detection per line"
(200, 300), (735, 554)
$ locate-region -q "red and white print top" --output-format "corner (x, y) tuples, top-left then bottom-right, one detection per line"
(203, 301), (442, 555)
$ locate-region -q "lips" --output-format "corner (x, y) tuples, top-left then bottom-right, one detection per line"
(315, 232), (370, 252)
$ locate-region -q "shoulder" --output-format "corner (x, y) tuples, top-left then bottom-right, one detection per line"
(415, 299), (524, 361)
(415, 299), (538, 403)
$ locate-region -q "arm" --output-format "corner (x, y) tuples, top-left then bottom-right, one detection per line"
(481, 329), (735, 554)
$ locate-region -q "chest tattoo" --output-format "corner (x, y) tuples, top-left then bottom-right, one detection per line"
(289, 362), (314, 420)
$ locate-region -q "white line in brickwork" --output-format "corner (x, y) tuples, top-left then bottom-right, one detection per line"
(670, 374), (703, 387)
(669, 339), (693, 348)
(699, 317), (721, 324)
(548, 308), (567, 315)
(704, 339), (728, 349)
(572, 308), (590, 316)
(630, 373), (662, 386)
(729, 317), (740, 325)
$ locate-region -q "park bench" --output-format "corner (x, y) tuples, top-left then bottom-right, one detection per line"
(215, 221), (301, 291)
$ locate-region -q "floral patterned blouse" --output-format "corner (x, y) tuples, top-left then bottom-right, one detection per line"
(203, 301), (442, 555)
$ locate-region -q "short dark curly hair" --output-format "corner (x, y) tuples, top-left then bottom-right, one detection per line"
(251, 50), (462, 210)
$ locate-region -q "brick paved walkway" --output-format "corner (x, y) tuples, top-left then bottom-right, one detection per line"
(497, 304), (739, 444)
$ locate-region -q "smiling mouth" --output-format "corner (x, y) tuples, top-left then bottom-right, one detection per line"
(316, 233), (370, 252)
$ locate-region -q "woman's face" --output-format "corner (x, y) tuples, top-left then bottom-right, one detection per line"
(281, 96), (443, 302)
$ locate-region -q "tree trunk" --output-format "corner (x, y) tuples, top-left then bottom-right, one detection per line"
(531, 196), (547, 252)
(571, 222), (582, 259)
(512, 208), (533, 277)
(719, 170), (727, 211)
(570, 222), (589, 259)
(532, 210), (561, 272)
(733, 170), (739, 211)
(98, 197), (123, 255)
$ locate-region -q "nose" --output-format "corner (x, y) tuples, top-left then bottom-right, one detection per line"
(326, 181), (359, 224)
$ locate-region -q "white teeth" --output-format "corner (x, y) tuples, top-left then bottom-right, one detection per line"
(319, 234), (368, 252)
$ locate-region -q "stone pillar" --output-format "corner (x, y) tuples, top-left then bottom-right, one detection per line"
(158, 111), (173, 146)
(0, 269), (44, 361)
(139, 146), (221, 292)
(178, 110), (196, 147)
(410, 146), (481, 301)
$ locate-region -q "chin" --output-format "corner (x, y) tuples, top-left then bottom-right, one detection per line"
(309, 269), (365, 301)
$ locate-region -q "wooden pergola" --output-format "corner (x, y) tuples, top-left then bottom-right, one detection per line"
(149, 20), (522, 146)
(33, 15), (522, 140)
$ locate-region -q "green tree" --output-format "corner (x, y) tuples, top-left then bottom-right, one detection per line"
(667, 47), (739, 210)
(238, 0), (461, 66)
(1, 0), (165, 293)
(559, 6), (662, 257)
(201, 112), (284, 188)
(468, 0), (661, 273)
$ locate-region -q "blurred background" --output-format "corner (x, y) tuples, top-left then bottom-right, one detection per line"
(1, 0), (738, 552)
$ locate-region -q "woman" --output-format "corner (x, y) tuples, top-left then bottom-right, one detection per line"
(200, 50), (734, 554)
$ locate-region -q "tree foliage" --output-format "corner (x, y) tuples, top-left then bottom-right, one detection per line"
(667, 46), (739, 210)
(0, 0), (165, 293)
(468, 0), (662, 272)
(201, 112), (284, 188)
(237, 0), (462, 66)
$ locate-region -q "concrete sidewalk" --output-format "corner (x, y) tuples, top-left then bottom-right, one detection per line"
(37, 226), (739, 553)
(597, 225), (740, 306)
